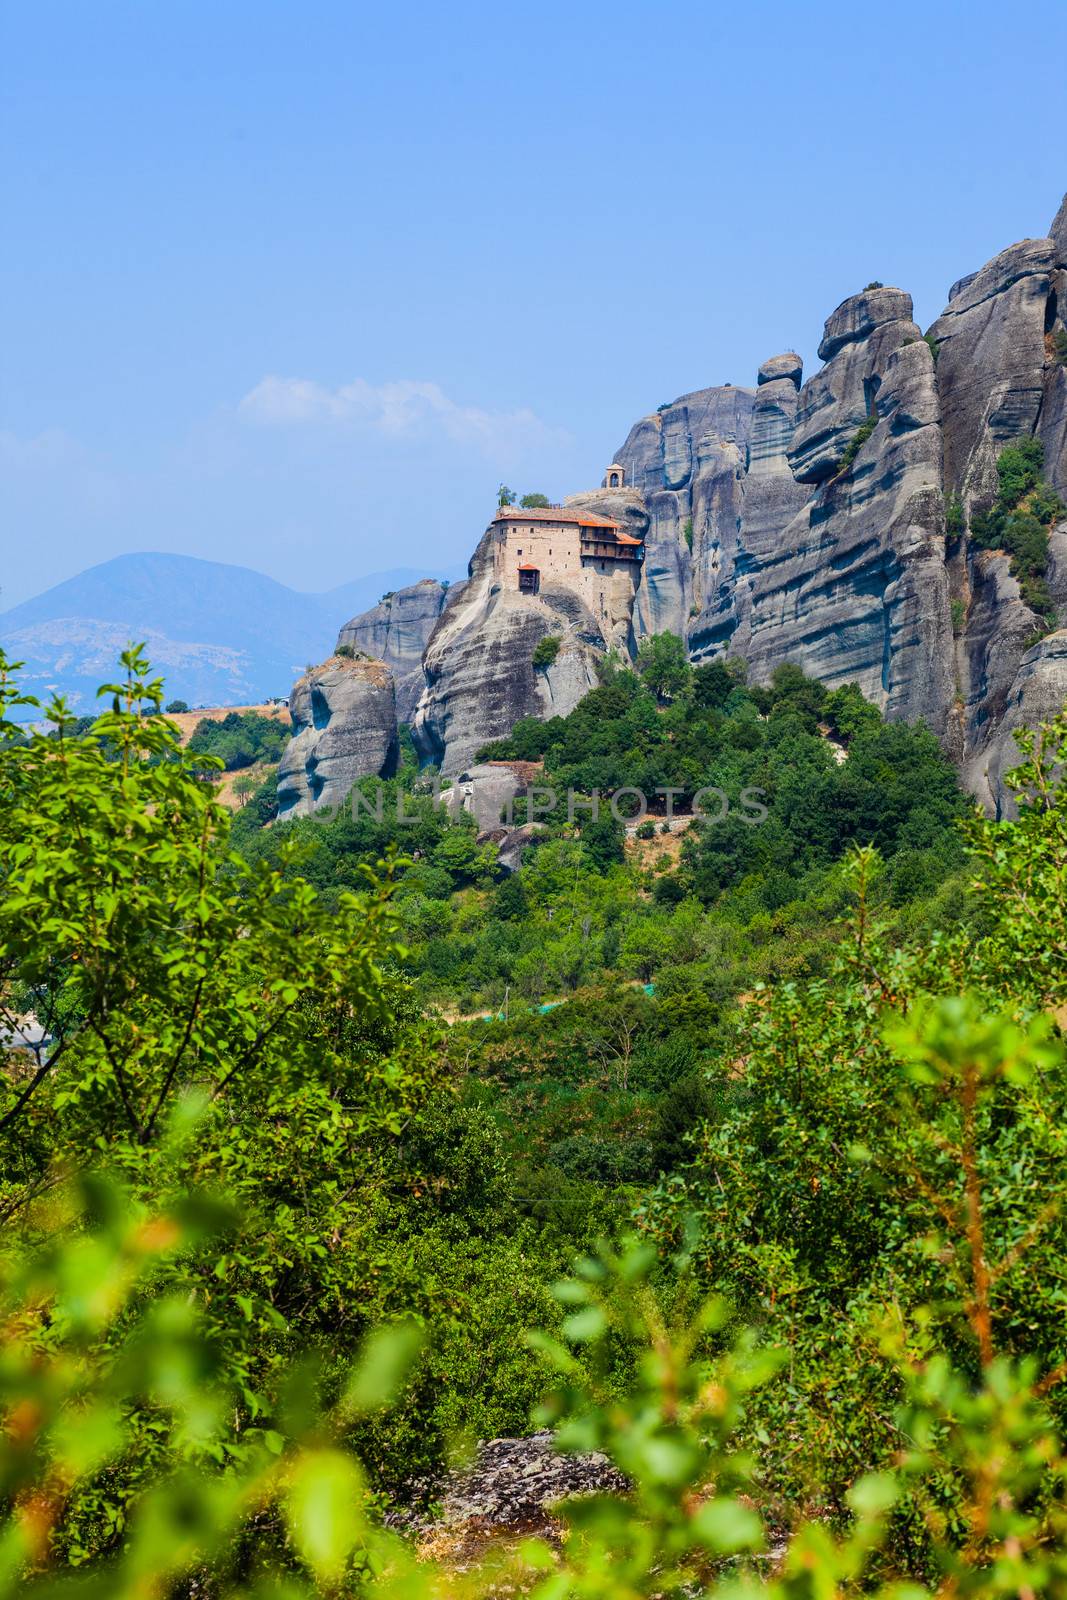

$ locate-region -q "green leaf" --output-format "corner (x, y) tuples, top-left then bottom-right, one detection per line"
(692, 1495), (765, 1554)
(562, 1306), (607, 1343)
(847, 1470), (899, 1516)
(344, 1320), (424, 1415)
(285, 1448), (365, 1580)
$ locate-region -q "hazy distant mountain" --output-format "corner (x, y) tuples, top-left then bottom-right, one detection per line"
(0, 552), (460, 717)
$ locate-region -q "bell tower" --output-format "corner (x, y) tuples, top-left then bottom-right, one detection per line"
(603, 462), (625, 489)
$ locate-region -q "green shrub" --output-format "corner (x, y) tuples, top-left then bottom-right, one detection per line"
(683, 517), (693, 551)
(520, 492), (550, 508)
(838, 415), (877, 473)
(969, 438), (1063, 621)
(924, 330), (941, 364)
(996, 436), (1045, 505)
(945, 492), (965, 536)
(164, 697), (189, 713)
(636, 819), (656, 840)
(532, 635), (561, 670)
(1054, 325), (1067, 365)
(951, 597), (965, 635)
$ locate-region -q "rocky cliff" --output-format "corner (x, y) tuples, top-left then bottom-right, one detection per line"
(282, 192), (1067, 813)
(277, 655), (398, 818)
(594, 189), (1066, 811)
(410, 524), (612, 776)
(336, 578), (448, 722)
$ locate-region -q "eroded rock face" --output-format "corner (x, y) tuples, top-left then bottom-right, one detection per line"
(1038, 239), (1067, 500)
(666, 194), (1066, 808)
(612, 387), (756, 639)
(742, 334), (954, 733)
(928, 237), (1055, 506)
(963, 628), (1067, 815)
(340, 192), (1067, 814)
(440, 761), (538, 832)
(411, 529), (604, 776)
(788, 287), (919, 484)
(277, 656), (398, 818)
(690, 352), (808, 661)
(336, 578), (448, 722)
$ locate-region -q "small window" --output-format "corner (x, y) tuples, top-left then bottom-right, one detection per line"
(517, 548), (522, 556)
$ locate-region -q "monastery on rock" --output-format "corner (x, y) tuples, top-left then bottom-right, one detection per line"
(490, 472), (644, 629)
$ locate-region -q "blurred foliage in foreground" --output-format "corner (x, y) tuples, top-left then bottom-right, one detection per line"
(2, 646), (1067, 1594)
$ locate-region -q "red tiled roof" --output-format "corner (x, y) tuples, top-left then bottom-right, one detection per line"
(517, 562), (540, 571)
(493, 506), (619, 530)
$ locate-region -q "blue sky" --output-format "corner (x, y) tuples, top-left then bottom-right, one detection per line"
(2, 0), (1066, 608)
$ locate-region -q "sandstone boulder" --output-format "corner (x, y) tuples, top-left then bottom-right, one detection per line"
(758, 351), (803, 387)
(277, 656), (398, 818)
(336, 578), (448, 722)
(788, 287), (920, 484)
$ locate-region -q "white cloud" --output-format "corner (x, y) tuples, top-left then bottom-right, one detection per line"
(237, 375), (568, 458)
(0, 427), (91, 471)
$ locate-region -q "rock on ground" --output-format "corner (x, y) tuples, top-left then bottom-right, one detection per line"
(392, 1432), (627, 1565)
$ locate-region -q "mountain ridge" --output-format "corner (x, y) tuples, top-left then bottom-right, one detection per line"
(0, 552), (462, 715)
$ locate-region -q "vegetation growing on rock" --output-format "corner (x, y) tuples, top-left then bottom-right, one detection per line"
(969, 437), (1065, 621)
(531, 634), (561, 670)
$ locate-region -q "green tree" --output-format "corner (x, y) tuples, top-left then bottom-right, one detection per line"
(635, 632), (691, 703)
(0, 647), (417, 1167)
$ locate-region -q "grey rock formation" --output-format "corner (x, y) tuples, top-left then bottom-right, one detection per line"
(1051, 192), (1067, 262)
(928, 237), (1054, 505)
(319, 192), (1067, 816)
(948, 270), (978, 303)
(495, 823), (545, 874)
(741, 334), (954, 731)
(788, 287), (919, 484)
(690, 352), (808, 660)
(277, 656), (398, 817)
(411, 528), (604, 776)
(962, 628), (1067, 815)
(611, 387), (756, 639)
(441, 760), (539, 832)
(758, 351), (803, 386)
(336, 578), (448, 722)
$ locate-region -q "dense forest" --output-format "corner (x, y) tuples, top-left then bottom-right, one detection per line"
(2, 642), (1066, 1597)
